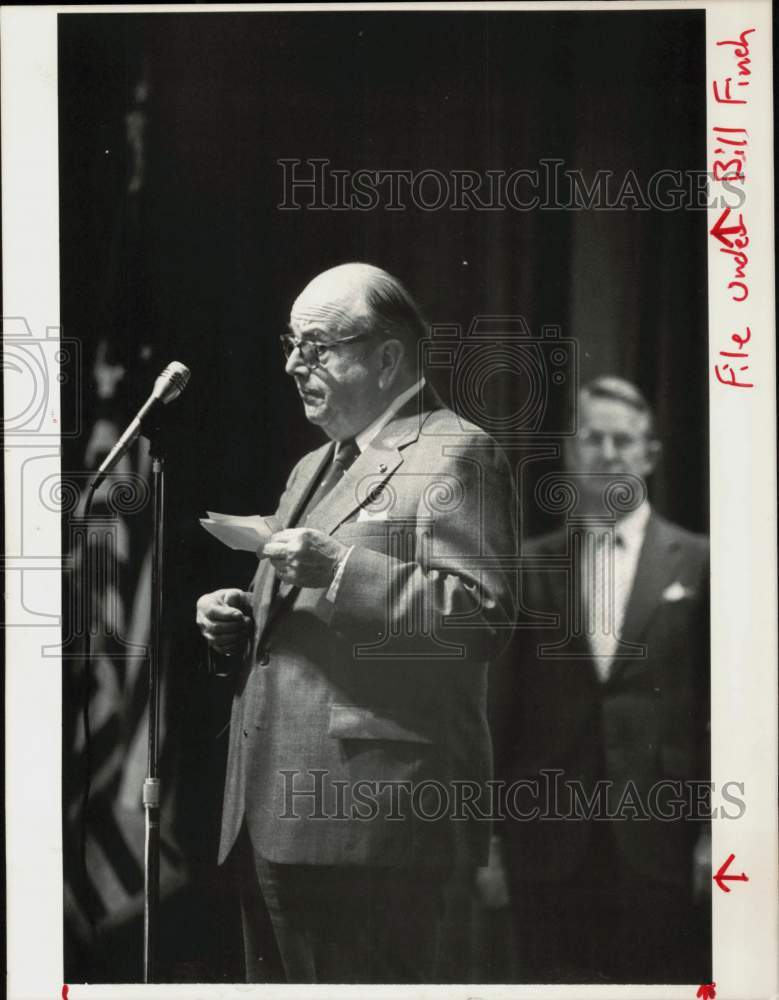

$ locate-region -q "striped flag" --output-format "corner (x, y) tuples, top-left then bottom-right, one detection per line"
(63, 443), (187, 965)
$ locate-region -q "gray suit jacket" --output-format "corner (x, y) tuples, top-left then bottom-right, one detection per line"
(219, 389), (517, 867)
(494, 513), (709, 885)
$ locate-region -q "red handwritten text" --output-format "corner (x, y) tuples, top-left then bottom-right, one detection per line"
(714, 326), (752, 389)
(712, 28), (754, 105)
(712, 125), (747, 182)
(710, 206), (750, 303)
(713, 852), (750, 891)
(709, 27), (756, 390)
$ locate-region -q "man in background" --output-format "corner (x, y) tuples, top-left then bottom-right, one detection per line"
(485, 376), (710, 983)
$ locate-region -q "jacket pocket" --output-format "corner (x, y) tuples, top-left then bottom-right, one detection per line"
(327, 704), (434, 744)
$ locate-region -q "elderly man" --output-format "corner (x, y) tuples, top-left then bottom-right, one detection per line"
(486, 376), (710, 983)
(196, 263), (516, 983)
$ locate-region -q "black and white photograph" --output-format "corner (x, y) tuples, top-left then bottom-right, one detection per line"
(3, 3), (777, 997)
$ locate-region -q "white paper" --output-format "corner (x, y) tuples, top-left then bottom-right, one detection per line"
(200, 512), (279, 553)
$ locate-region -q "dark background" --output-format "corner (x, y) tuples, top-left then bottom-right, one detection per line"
(59, 9), (708, 982)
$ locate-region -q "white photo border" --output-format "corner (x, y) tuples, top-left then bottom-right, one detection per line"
(3, 3), (776, 998)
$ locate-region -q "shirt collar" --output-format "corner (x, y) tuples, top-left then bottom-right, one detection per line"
(354, 377), (426, 453)
(616, 499), (652, 551)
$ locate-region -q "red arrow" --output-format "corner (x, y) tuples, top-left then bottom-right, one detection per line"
(713, 853), (749, 893)
(696, 983), (716, 1000)
(709, 207), (747, 248)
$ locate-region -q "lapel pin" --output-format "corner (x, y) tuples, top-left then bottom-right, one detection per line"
(378, 463), (388, 473)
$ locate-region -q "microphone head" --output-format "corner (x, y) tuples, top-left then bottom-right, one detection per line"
(153, 361), (191, 404)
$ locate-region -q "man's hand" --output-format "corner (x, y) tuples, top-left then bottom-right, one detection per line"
(263, 528), (348, 589)
(196, 588), (253, 656)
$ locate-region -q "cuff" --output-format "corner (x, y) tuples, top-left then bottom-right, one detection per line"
(325, 545), (354, 603)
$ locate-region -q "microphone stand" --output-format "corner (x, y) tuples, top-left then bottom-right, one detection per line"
(143, 419), (168, 983)
(84, 364), (189, 983)
(78, 447), (165, 981)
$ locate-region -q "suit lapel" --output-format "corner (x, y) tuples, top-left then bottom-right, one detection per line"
(254, 385), (439, 646)
(250, 559), (277, 652)
(251, 442), (332, 647)
(538, 529), (570, 622)
(305, 387), (435, 535)
(283, 442), (334, 528)
(308, 435), (405, 535)
(618, 513), (683, 646)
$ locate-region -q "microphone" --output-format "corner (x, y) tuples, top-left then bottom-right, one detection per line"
(92, 361), (191, 488)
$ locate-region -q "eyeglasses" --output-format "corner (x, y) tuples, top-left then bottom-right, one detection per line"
(280, 332), (372, 369)
(577, 429), (647, 452)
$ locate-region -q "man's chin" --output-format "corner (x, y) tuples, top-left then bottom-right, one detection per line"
(301, 397), (327, 424)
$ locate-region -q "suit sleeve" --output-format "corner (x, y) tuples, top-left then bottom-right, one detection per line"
(318, 434), (517, 662)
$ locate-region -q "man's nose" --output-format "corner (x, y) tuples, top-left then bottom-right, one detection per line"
(285, 346), (308, 376)
(599, 435), (618, 461)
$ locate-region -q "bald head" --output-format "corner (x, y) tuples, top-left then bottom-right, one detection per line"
(291, 263), (377, 335)
(292, 263), (427, 356)
(285, 264), (425, 440)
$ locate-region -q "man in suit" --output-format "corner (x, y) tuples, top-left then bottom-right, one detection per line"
(196, 263), (516, 983)
(484, 376), (710, 983)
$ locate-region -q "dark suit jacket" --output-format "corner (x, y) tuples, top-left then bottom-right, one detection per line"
(218, 388), (517, 868)
(494, 512), (709, 886)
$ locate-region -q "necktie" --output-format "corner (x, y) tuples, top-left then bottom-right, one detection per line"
(583, 530), (628, 682)
(299, 438), (360, 525)
(271, 439), (360, 605)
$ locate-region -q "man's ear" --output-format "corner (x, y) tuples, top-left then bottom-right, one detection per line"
(377, 339), (405, 390)
(644, 437), (662, 476)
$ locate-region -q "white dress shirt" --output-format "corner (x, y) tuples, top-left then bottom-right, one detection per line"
(583, 500), (651, 680)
